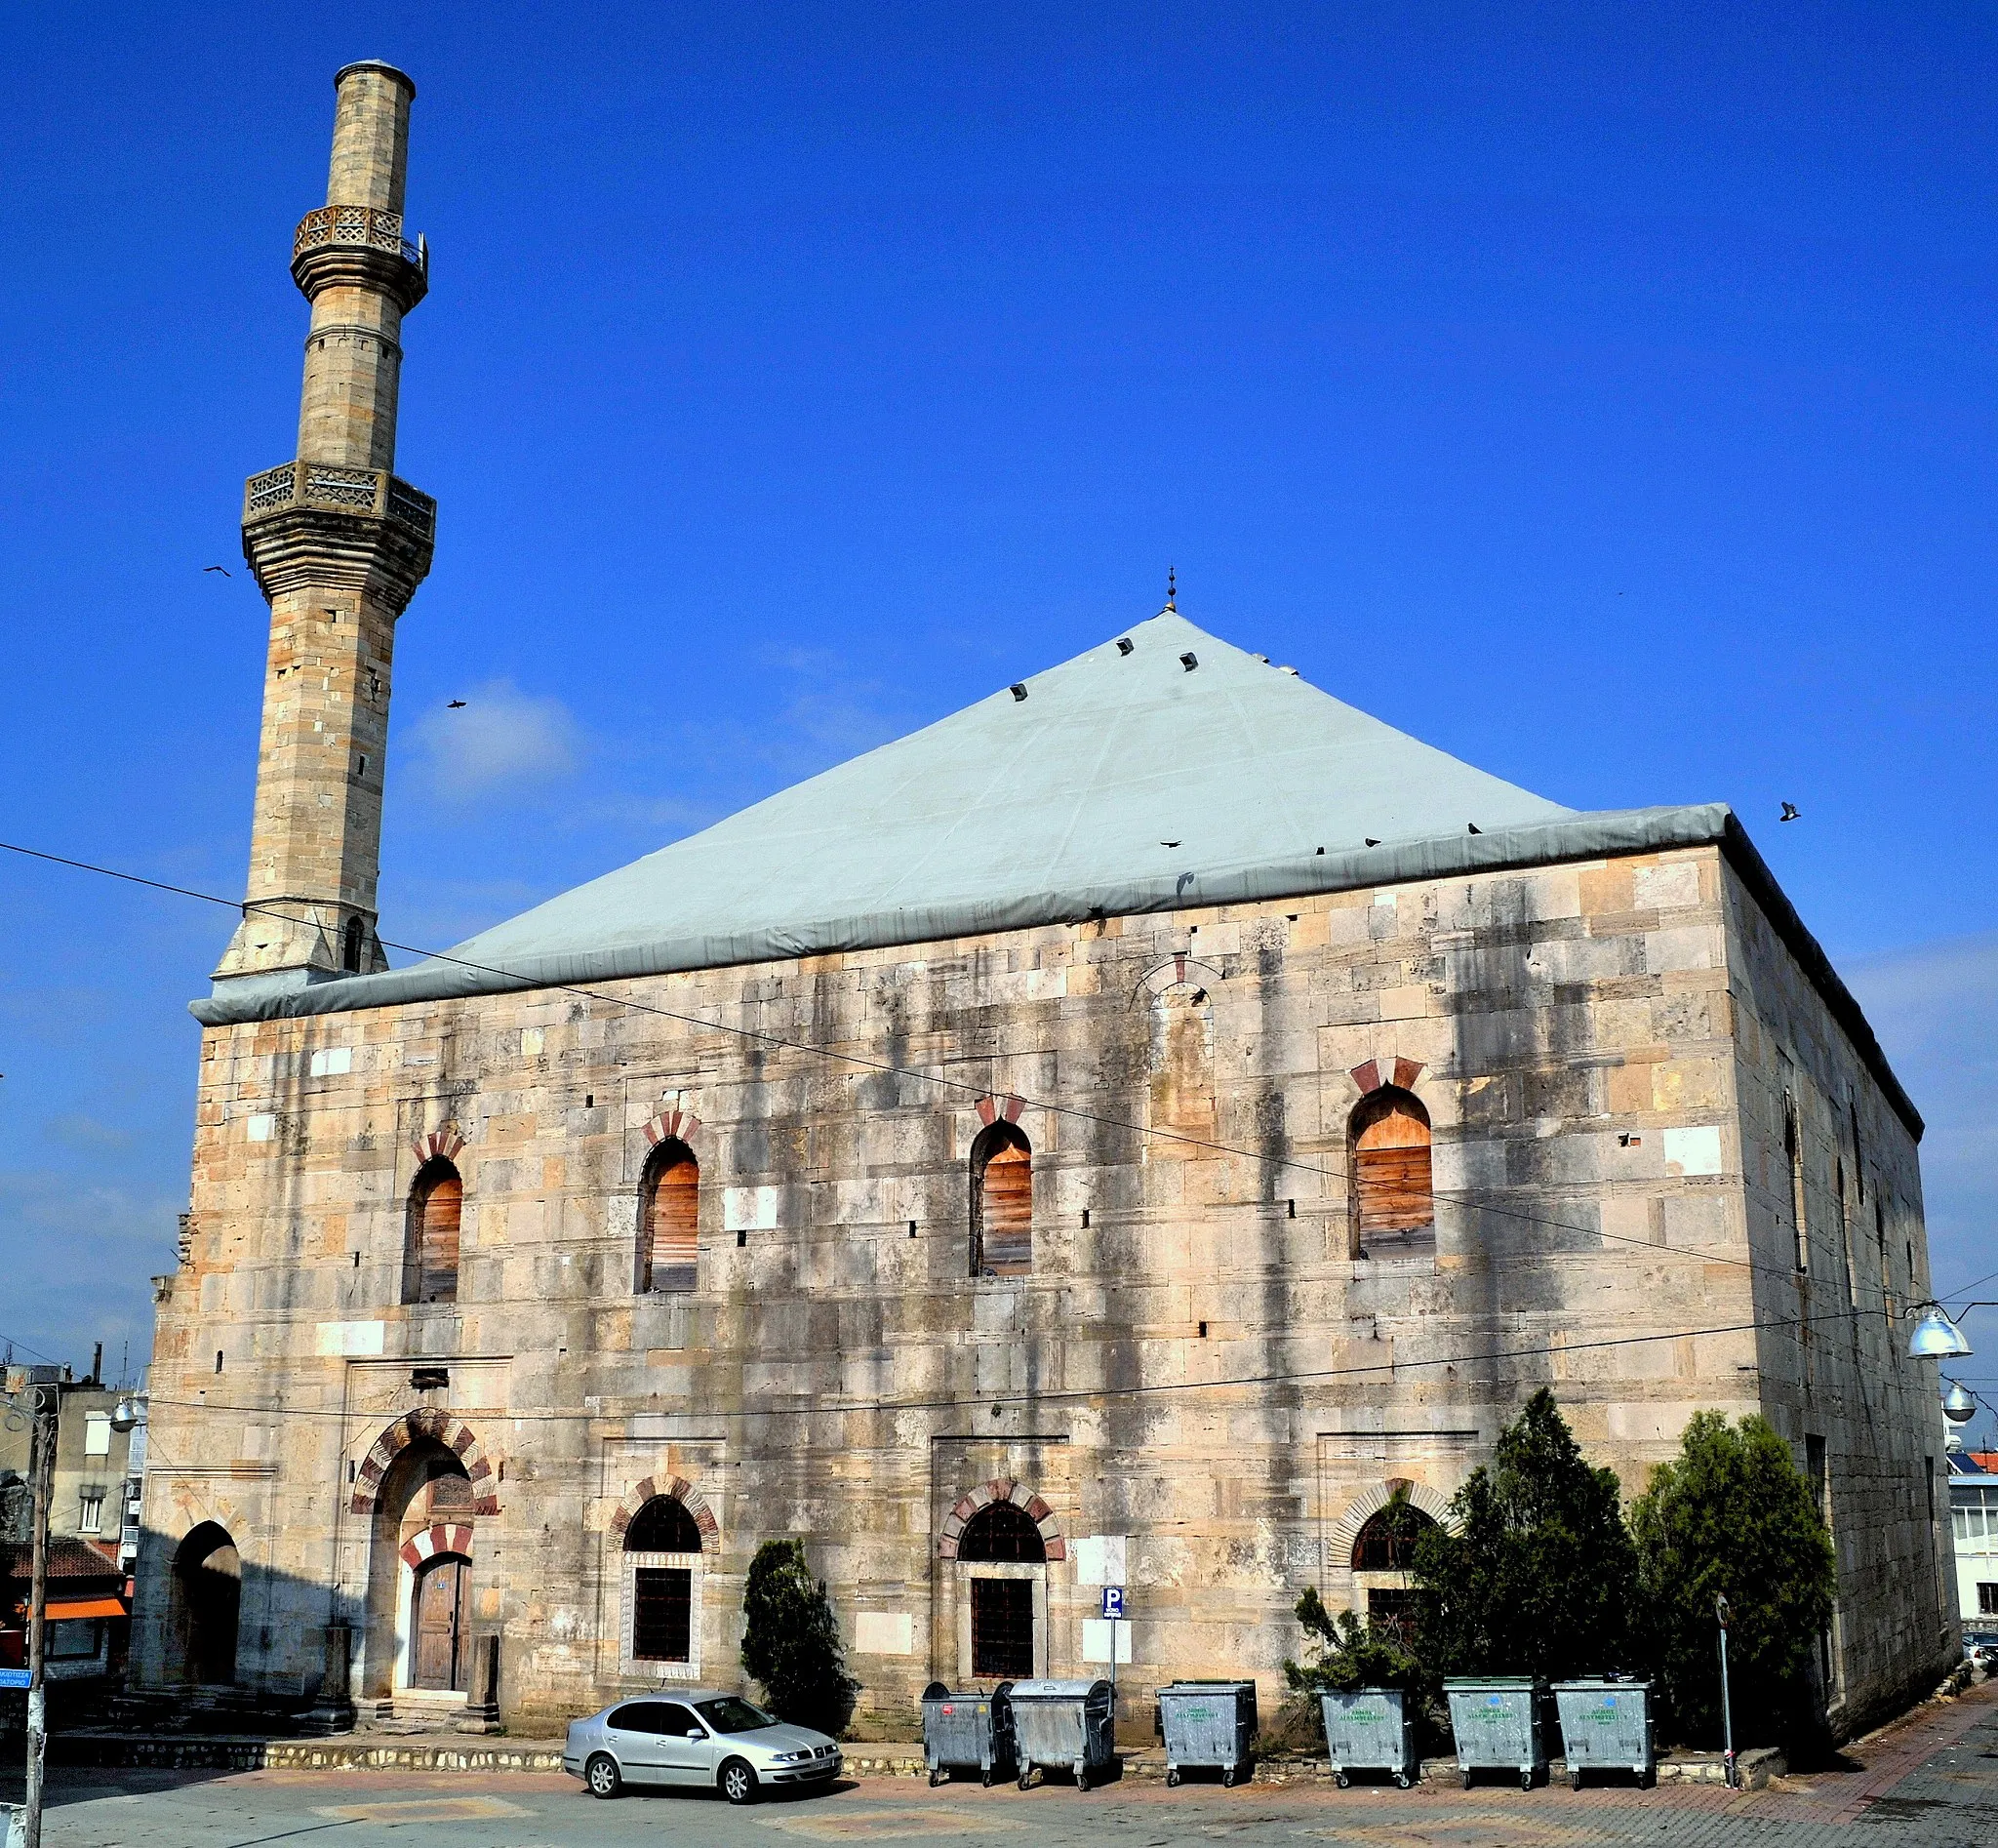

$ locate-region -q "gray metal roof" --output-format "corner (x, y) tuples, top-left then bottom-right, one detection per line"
(188, 610), (1921, 1138)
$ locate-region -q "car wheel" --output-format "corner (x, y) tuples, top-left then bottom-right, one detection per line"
(584, 1753), (621, 1799)
(720, 1758), (760, 1806)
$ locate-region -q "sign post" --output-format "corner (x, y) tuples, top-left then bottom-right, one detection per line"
(1100, 1586), (1125, 1701)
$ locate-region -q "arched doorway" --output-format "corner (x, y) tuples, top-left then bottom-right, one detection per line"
(412, 1551), (470, 1691)
(364, 1436), (477, 1699)
(174, 1522), (241, 1686)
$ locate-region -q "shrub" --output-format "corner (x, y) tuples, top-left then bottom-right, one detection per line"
(1412, 1386), (1639, 1681)
(1284, 1587), (1428, 1698)
(1629, 1411), (1835, 1748)
(739, 1538), (859, 1737)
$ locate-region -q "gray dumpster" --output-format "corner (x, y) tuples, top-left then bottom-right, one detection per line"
(1320, 1686), (1418, 1788)
(1158, 1680), (1257, 1787)
(1445, 1677), (1549, 1789)
(1553, 1679), (1655, 1788)
(920, 1679), (1016, 1786)
(1009, 1677), (1116, 1790)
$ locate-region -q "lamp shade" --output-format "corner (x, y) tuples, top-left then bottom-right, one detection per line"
(1944, 1381), (1978, 1423)
(1909, 1307), (1974, 1360)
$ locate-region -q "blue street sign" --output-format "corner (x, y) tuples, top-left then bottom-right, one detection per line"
(0, 1668), (30, 1689)
(1100, 1586), (1125, 1621)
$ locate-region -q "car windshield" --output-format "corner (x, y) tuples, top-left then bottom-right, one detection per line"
(695, 1697), (776, 1735)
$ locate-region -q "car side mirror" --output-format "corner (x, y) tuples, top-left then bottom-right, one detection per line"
(686, 1729), (704, 1739)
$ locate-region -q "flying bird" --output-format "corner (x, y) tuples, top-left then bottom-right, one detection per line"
(204, 565), (231, 576)
(447, 700), (467, 709)
(1780, 802), (1801, 823)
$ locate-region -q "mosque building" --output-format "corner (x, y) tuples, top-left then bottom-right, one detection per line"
(133, 61), (1953, 1740)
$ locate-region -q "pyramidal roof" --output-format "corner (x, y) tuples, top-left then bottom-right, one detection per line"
(196, 621), (1709, 998)
(193, 608), (1921, 1136)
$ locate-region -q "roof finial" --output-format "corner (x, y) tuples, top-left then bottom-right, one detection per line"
(1165, 565), (1177, 613)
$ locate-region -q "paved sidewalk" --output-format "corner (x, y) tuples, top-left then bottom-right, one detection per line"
(12, 1681), (1998, 1847)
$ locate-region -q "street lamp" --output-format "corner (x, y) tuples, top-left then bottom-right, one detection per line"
(108, 1393), (146, 1434)
(1907, 1304), (1975, 1360)
(1943, 1381), (1977, 1425)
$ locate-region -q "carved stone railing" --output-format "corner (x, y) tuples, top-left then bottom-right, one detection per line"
(291, 206), (428, 310)
(293, 205), (425, 270)
(243, 461), (436, 540)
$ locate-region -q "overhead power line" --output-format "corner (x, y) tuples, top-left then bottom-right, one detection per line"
(0, 837), (1944, 1320)
(17, 1298), (1929, 1430)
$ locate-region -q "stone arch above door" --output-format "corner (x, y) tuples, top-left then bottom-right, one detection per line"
(939, 1478), (1066, 1561)
(1328, 1477), (1457, 1557)
(351, 1410), (498, 1517)
(398, 1522), (474, 1572)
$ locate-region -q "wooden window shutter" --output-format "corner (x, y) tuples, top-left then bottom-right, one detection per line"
(975, 1128), (1032, 1276)
(417, 1166), (461, 1304)
(646, 1146), (699, 1292)
(1351, 1091), (1434, 1247)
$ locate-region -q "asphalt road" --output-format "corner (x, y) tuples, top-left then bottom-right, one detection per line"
(19, 1688), (1998, 1848)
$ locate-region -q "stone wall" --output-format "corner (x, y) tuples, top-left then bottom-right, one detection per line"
(134, 843), (1940, 1739)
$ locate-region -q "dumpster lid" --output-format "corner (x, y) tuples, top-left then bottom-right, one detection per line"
(1554, 1677), (1650, 1691)
(1160, 1680), (1255, 1693)
(1444, 1676), (1542, 1688)
(1010, 1678), (1112, 1699)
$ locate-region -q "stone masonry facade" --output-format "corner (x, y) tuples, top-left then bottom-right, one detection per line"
(133, 842), (1955, 1737)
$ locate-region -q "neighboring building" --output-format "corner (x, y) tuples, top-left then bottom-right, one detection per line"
(0, 1363), (140, 1547)
(0, 1362), (141, 1691)
(131, 62), (1955, 1743)
(0, 1539), (130, 1688)
(1950, 1447), (1998, 1648)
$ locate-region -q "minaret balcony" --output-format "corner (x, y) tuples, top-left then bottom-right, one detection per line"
(244, 462), (435, 539)
(291, 205), (429, 310)
(241, 462), (436, 611)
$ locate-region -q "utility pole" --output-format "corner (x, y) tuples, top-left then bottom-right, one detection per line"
(21, 1370), (58, 1848)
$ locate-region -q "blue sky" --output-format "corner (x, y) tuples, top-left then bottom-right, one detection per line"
(1, 6), (1993, 1415)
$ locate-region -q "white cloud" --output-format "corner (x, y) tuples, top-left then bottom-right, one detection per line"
(405, 679), (582, 805)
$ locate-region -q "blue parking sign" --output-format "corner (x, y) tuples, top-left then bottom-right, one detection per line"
(1100, 1586), (1125, 1621)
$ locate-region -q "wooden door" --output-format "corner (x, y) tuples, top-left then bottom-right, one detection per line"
(413, 1556), (466, 1691)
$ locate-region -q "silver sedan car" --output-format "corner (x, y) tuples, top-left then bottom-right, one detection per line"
(564, 1691), (842, 1804)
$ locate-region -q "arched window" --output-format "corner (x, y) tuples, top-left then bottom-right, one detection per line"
(1349, 1087), (1433, 1254)
(626, 1494), (702, 1554)
(341, 915), (364, 973)
(1784, 1094), (1808, 1271)
(957, 1499), (1047, 1564)
(1351, 1502), (1437, 1571)
(403, 1158), (462, 1305)
(624, 1494), (702, 1667)
(958, 1500), (1044, 1680)
(637, 1141), (699, 1294)
(971, 1122), (1031, 1278)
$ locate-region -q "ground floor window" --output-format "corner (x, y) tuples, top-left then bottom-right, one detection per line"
(971, 1577), (1034, 1678)
(633, 1566), (693, 1663)
(1979, 1583), (1998, 1616)
(48, 1619), (102, 1661)
(1366, 1587), (1419, 1643)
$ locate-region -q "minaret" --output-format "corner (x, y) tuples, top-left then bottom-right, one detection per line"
(214, 61), (434, 992)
